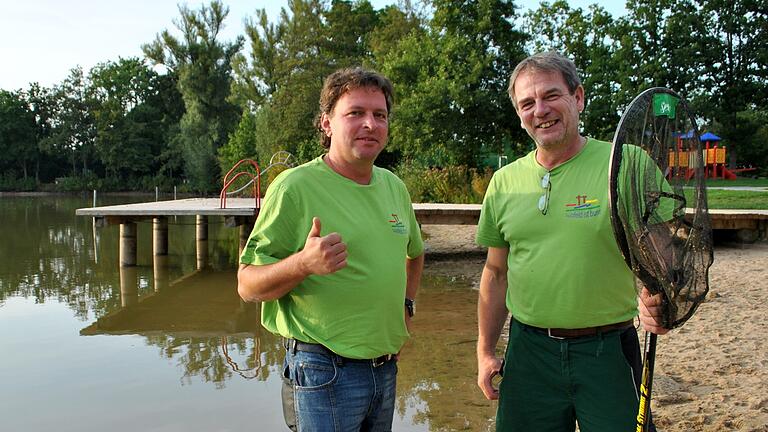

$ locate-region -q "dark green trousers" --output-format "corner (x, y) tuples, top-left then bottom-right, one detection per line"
(497, 319), (652, 432)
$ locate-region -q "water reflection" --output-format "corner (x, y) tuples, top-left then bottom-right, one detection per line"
(81, 264), (496, 429)
(153, 254), (169, 292)
(80, 269), (283, 387)
(398, 274), (496, 431)
(0, 195), (239, 317)
(0, 195), (497, 430)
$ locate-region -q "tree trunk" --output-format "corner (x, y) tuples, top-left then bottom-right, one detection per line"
(729, 147), (737, 170)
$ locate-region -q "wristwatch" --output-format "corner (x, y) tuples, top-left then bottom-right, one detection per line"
(404, 298), (415, 317)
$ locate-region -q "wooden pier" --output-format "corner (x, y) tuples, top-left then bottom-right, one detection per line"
(77, 198), (257, 267)
(76, 198), (768, 267)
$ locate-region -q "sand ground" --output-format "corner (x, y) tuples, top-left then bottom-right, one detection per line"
(421, 224), (768, 432)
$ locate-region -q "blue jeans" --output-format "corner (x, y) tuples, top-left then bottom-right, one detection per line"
(281, 346), (398, 432)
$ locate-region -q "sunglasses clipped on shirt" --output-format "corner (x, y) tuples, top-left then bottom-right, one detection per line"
(538, 172), (551, 215)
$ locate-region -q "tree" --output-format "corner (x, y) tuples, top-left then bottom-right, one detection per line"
(146, 72), (186, 183)
(0, 90), (37, 182)
(380, 0), (529, 167)
(25, 83), (60, 183)
(524, 1), (621, 140)
(143, 0), (244, 193)
(732, 109), (768, 176)
(368, 1), (425, 65)
(231, 0), (378, 168)
(218, 111), (259, 175)
(695, 0), (768, 167)
(230, 8), (283, 110)
(321, 0), (380, 68)
(42, 66), (97, 177)
(89, 57), (159, 180)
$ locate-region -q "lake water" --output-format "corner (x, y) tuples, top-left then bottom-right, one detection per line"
(0, 195), (496, 431)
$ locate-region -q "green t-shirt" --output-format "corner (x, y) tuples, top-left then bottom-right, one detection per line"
(476, 138), (637, 328)
(615, 143), (678, 233)
(240, 156), (424, 359)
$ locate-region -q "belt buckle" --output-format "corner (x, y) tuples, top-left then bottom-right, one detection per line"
(372, 355), (390, 367)
(547, 328), (566, 340)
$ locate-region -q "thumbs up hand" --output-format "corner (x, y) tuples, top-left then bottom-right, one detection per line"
(300, 217), (347, 275)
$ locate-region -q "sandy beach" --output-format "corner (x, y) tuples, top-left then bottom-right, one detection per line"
(421, 225), (768, 432)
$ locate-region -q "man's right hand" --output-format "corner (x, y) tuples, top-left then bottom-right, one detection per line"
(638, 286), (670, 335)
(477, 353), (503, 400)
(299, 217), (347, 275)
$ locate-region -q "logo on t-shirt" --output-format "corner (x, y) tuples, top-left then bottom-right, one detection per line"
(388, 213), (407, 234)
(565, 194), (601, 218)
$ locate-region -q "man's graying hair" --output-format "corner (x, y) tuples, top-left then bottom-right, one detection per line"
(316, 67), (394, 149)
(507, 52), (582, 108)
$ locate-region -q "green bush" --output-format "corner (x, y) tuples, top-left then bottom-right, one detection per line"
(0, 173), (37, 191)
(136, 175), (180, 193)
(99, 177), (123, 191)
(54, 175), (101, 192)
(395, 161), (494, 204)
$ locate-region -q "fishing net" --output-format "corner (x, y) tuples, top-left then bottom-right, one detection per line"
(609, 87), (714, 329)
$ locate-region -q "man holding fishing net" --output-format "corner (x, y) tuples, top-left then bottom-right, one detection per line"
(475, 51), (676, 431)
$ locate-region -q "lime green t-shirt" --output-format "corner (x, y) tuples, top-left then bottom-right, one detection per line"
(240, 157), (424, 359)
(615, 143), (678, 234)
(476, 138), (637, 329)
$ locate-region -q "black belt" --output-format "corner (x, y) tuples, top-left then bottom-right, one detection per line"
(516, 318), (635, 339)
(284, 338), (396, 367)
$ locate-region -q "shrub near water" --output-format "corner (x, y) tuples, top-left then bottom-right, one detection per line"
(396, 162), (493, 204)
(0, 173), (37, 192)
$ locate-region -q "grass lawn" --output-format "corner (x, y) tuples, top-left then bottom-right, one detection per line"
(703, 189), (768, 209)
(706, 178), (768, 187)
(699, 177), (768, 209)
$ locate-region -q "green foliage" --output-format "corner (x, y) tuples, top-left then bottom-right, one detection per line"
(0, 173), (36, 191)
(728, 110), (768, 176)
(0, 90), (38, 180)
(381, 0), (529, 167)
(231, 0), (363, 165)
(523, 0), (767, 173)
(143, 0), (243, 194)
(23, 60), (185, 191)
(89, 58), (165, 179)
(1, 0), (767, 199)
(253, 72), (325, 163)
(218, 112), (260, 175)
(50, 173), (178, 192)
(322, 0), (379, 67)
(24, 83), (60, 182)
(396, 161), (493, 204)
(695, 0), (768, 163)
(41, 67), (98, 177)
(367, 2), (424, 64)
(524, 1), (622, 140)
(53, 174), (102, 192)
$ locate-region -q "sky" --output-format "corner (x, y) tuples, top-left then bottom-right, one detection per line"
(0, 0), (627, 91)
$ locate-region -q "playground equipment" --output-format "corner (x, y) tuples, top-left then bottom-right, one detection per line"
(700, 132), (735, 179)
(219, 151), (296, 209)
(667, 132), (755, 180)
